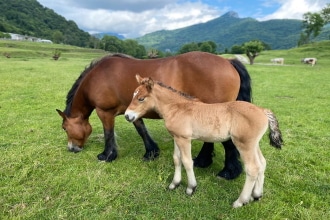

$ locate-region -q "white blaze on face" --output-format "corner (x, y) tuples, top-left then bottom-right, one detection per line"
(133, 89), (139, 98)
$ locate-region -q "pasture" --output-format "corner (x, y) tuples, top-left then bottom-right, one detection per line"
(0, 40), (329, 219)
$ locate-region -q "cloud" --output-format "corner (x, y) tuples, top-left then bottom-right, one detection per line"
(37, 0), (328, 38)
(259, 0), (328, 20)
(64, 1), (221, 38)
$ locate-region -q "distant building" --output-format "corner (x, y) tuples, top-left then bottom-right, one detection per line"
(7, 33), (52, 43)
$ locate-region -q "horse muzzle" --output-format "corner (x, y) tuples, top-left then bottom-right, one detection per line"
(67, 142), (83, 153)
(124, 110), (137, 122)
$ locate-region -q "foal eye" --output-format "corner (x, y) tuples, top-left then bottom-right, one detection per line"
(138, 97), (145, 102)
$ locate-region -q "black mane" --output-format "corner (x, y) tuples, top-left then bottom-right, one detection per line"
(64, 53), (134, 115)
(156, 81), (197, 100)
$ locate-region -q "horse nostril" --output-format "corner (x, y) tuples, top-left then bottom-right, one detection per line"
(125, 114), (133, 122)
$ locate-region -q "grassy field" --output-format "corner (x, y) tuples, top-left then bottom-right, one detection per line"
(0, 40), (329, 219)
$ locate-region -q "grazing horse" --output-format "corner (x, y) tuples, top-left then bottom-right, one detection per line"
(125, 75), (283, 208)
(56, 51), (252, 180)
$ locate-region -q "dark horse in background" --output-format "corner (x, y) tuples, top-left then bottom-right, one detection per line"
(56, 51), (252, 180)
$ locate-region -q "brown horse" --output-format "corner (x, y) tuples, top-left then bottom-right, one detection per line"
(56, 51), (252, 180)
(125, 75), (283, 208)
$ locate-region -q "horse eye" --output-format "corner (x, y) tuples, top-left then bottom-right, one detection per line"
(138, 97), (145, 102)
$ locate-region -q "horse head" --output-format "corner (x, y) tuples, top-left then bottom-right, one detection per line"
(56, 109), (92, 152)
(125, 75), (154, 122)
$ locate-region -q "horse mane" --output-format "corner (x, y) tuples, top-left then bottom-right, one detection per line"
(64, 53), (135, 115)
(156, 81), (198, 101)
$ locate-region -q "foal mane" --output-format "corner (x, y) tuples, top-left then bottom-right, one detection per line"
(156, 81), (198, 101)
(64, 53), (135, 115)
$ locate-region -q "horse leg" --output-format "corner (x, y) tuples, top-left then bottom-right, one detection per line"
(133, 118), (160, 160)
(217, 140), (243, 180)
(97, 127), (118, 162)
(95, 110), (118, 162)
(252, 146), (266, 200)
(193, 142), (214, 168)
(232, 145), (261, 208)
(169, 141), (182, 190)
(175, 137), (197, 196)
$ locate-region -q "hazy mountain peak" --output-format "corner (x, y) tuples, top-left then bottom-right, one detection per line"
(222, 11), (239, 18)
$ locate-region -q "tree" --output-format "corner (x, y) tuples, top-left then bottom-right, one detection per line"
(321, 3), (330, 23)
(52, 30), (64, 43)
(242, 40), (264, 65)
(302, 12), (325, 40)
(199, 42), (212, 53)
(102, 36), (123, 53)
(298, 4), (330, 46)
(177, 42), (199, 54)
(231, 45), (245, 54)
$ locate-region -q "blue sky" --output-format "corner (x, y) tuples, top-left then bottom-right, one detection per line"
(37, 0), (329, 38)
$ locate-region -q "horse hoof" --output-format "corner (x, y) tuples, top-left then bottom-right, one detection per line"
(232, 200), (244, 208)
(186, 186), (197, 196)
(193, 156), (212, 168)
(97, 151), (118, 162)
(169, 183), (180, 190)
(143, 150), (160, 161)
(217, 162), (243, 180)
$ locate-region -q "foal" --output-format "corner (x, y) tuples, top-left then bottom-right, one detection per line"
(125, 75), (283, 208)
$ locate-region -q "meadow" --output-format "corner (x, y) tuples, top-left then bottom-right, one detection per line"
(0, 40), (329, 219)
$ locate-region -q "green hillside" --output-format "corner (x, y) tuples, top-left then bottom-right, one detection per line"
(136, 11), (330, 52)
(0, 0), (91, 47)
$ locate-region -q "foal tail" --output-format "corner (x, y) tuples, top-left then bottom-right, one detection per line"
(264, 109), (283, 149)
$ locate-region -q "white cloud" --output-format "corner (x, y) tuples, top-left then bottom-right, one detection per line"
(259, 0), (328, 20)
(66, 1), (220, 38)
(37, 0), (329, 38)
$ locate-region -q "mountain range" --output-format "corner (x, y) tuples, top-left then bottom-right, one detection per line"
(1, 1), (329, 52)
(135, 11), (330, 52)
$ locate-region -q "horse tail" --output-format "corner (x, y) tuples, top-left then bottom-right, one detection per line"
(264, 109), (283, 149)
(229, 59), (252, 102)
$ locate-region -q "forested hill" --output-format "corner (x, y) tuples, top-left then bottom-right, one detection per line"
(0, 0), (90, 47)
(136, 11), (329, 52)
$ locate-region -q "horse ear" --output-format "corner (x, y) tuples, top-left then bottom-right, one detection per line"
(135, 74), (143, 84)
(146, 77), (154, 91)
(56, 109), (67, 119)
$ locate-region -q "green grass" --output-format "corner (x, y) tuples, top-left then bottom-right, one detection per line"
(0, 40), (329, 219)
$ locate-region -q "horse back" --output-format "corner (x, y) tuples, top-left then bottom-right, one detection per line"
(80, 52), (241, 117)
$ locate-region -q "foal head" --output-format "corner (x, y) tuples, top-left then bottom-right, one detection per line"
(125, 75), (155, 122)
(56, 109), (92, 152)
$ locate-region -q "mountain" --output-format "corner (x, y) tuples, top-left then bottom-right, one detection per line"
(135, 11), (309, 52)
(0, 0), (91, 47)
(92, 32), (125, 40)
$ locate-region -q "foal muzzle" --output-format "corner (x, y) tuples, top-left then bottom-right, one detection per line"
(124, 110), (137, 122)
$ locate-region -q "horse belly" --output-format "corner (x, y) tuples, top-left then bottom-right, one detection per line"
(191, 120), (231, 143)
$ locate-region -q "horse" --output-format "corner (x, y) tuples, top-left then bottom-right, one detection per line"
(125, 75), (283, 208)
(56, 51), (252, 180)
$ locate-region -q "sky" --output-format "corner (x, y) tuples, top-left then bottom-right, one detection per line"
(37, 0), (329, 38)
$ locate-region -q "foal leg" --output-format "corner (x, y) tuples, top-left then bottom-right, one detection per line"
(252, 147), (266, 200)
(169, 141), (182, 190)
(232, 146), (261, 208)
(175, 137), (197, 195)
(133, 118), (160, 160)
(217, 140), (243, 180)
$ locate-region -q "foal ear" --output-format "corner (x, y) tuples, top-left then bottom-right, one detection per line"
(146, 77), (154, 91)
(135, 74), (143, 84)
(56, 109), (67, 120)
